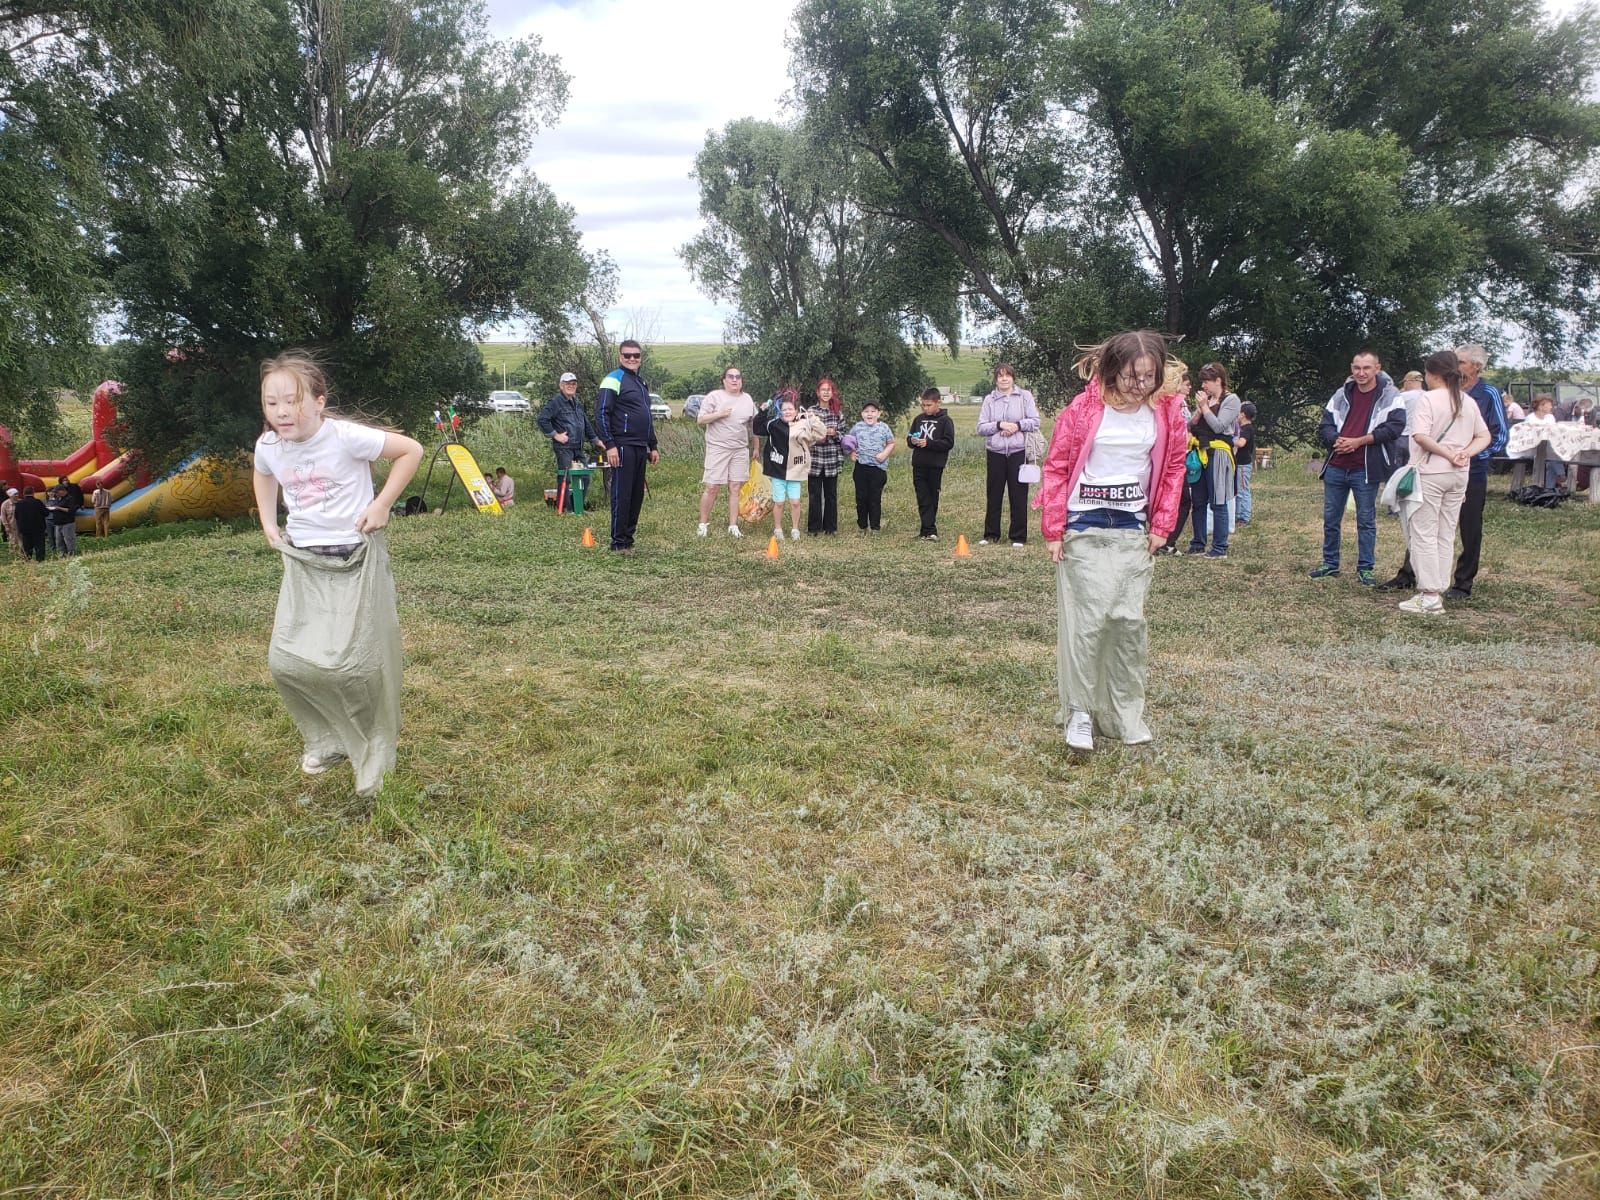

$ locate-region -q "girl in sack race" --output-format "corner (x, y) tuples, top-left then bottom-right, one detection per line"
(252, 352), (423, 796)
(1034, 330), (1189, 752)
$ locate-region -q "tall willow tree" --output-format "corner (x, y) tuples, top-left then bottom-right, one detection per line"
(106, 0), (592, 458)
(0, 2), (245, 434)
(682, 118), (964, 418)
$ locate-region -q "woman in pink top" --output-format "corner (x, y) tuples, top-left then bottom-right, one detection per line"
(1037, 330), (1189, 751)
(1400, 349), (1491, 616)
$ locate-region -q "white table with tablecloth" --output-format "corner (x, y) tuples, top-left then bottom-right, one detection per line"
(1505, 421), (1600, 503)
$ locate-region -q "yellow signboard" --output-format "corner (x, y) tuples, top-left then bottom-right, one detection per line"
(445, 443), (502, 514)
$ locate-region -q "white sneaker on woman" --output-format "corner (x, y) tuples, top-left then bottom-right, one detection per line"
(696, 522), (709, 538)
(727, 524), (742, 538)
(1065, 711), (1094, 751)
(1398, 593), (1444, 615)
(790, 527), (802, 541)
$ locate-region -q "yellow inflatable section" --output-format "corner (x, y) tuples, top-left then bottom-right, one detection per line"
(74, 454), (255, 533)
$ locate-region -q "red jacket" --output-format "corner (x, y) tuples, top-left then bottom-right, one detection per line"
(1035, 379), (1189, 542)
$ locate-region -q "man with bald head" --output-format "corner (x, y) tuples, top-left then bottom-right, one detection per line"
(1378, 342), (1508, 598)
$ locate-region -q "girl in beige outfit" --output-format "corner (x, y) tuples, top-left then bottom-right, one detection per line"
(1400, 349), (1490, 616)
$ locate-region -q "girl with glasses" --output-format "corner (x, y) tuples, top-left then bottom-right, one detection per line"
(1036, 331), (1188, 752)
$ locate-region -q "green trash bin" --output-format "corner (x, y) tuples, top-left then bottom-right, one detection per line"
(556, 467), (593, 515)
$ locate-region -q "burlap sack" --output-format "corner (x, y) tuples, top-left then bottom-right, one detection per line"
(269, 532), (401, 794)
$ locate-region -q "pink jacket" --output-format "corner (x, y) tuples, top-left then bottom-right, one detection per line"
(1035, 380), (1189, 542)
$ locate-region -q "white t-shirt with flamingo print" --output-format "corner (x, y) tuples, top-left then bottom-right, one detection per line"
(254, 418), (387, 546)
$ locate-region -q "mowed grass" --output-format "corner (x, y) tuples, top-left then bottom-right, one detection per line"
(478, 342), (997, 399)
(2, 417), (1598, 1199)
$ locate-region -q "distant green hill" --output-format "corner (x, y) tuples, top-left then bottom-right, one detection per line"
(477, 342), (996, 398)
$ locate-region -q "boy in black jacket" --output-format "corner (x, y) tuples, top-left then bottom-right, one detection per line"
(907, 387), (957, 539)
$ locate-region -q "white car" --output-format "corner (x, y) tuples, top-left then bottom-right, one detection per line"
(487, 389), (531, 413)
(649, 393), (671, 420)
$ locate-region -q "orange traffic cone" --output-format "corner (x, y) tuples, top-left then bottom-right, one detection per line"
(765, 534), (781, 561)
(953, 534), (972, 558)
(581, 526), (597, 548)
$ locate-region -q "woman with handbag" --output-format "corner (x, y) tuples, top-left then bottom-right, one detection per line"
(1037, 331), (1189, 752)
(977, 364), (1041, 546)
(1398, 349), (1490, 615)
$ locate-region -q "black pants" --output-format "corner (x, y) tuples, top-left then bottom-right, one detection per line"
(853, 463), (886, 529)
(19, 525), (45, 561)
(806, 472), (838, 534)
(608, 446), (648, 549)
(1164, 482), (1193, 551)
(984, 450), (1029, 542)
(912, 462), (945, 535)
(1391, 469), (1489, 593)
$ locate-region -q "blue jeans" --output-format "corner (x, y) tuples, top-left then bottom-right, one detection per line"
(1068, 507), (1145, 533)
(1321, 464), (1377, 571)
(1236, 464), (1253, 522)
(1188, 478), (1229, 553)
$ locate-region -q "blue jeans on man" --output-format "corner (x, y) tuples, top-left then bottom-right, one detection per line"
(1320, 464), (1377, 572)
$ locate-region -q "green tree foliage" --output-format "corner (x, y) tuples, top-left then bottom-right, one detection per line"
(0, 22), (99, 437)
(0, 3), (280, 438)
(105, 0), (592, 459)
(682, 117), (964, 420)
(792, 0), (1600, 420)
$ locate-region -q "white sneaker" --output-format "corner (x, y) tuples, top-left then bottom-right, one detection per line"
(790, 527), (802, 541)
(696, 522), (709, 538)
(1012, 542), (1026, 549)
(978, 539), (992, 546)
(1398, 593), (1445, 615)
(727, 524), (742, 539)
(1065, 711), (1094, 751)
(301, 751), (346, 775)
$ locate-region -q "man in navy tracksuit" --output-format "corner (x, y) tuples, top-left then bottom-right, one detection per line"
(596, 339), (659, 552)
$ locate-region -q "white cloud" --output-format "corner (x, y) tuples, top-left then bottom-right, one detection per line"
(490, 0), (792, 343)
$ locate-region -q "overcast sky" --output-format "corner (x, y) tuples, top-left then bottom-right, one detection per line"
(489, 0), (1590, 347)
(491, 0), (790, 342)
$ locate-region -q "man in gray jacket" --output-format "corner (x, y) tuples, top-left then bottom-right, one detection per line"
(1309, 350), (1408, 585)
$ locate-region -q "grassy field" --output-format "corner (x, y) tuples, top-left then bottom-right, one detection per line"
(479, 343), (997, 399)
(2, 415), (1598, 1198)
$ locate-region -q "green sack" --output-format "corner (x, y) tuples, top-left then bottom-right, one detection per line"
(269, 532), (402, 794)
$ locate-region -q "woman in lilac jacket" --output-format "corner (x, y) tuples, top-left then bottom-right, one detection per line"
(977, 364), (1041, 545)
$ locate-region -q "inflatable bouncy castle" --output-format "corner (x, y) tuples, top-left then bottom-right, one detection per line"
(0, 381), (253, 534)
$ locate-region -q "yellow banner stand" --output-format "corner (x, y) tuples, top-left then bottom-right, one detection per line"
(444, 442), (502, 514)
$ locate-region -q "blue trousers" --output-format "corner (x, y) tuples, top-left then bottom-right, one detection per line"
(1320, 464), (1377, 572)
